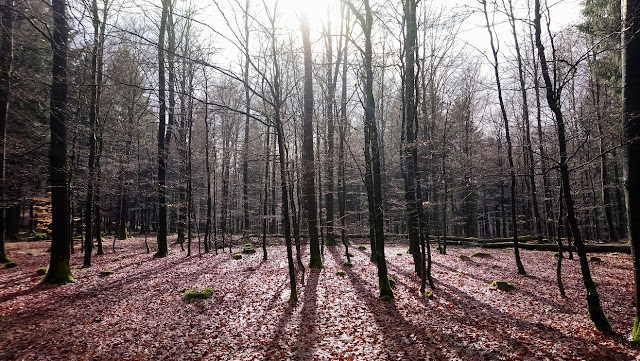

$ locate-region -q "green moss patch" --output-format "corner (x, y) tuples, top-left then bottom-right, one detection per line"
(242, 246), (256, 254)
(424, 291), (434, 299)
(380, 295), (393, 302)
(113, 258), (121, 262)
(589, 256), (602, 262)
(347, 252), (354, 258)
(27, 232), (50, 242)
(343, 262), (353, 267)
(99, 270), (115, 276)
(455, 272), (463, 277)
(336, 271), (346, 276)
(5, 261), (18, 268)
(490, 280), (515, 291)
(183, 287), (213, 301)
(36, 267), (48, 276)
(471, 251), (493, 258)
(609, 252), (620, 256)
(358, 245), (367, 250)
(459, 255), (469, 261)
(388, 277), (396, 287)
(397, 253), (403, 256)
(26, 252), (33, 256)
(552, 252), (560, 258)
(233, 254), (243, 260)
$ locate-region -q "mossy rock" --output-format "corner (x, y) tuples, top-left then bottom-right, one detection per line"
(424, 291), (434, 299)
(242, 247), (256, 254)
(380, 295), (393, 302)
(245, 243), (252, 248)
(233, 254), (243, 260)
(358, 245), (367, 250)
(552, 252), (560, 258)
(26, 252), (33, 256)
(347, 252), (354, 257)
(589, 256), (602, 262)
(609, 252), (620, 256)
(99, 270), (115, 276)
(490, 280), (515, 291)
(336, 271), (346, 276)
(388, 277), (396, 287)
(471, 251), (493, 258)
(5, 261), (18, 268)
(455, 272), (463, 277)
(343, 262), (353, 267)
(397, 253), (403, 256)
(36, 267), (48, 276)
(183, 287), (213, 301)
(459, 255), (469, 261)
(120, 255), (126, 259)
(113, 258), (121, 262)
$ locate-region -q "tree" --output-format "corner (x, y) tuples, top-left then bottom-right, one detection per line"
(301, 10), (322, 269)
(42, 0), (74, 284)
(621, 0), (640, 343)
(481, 0), (526, 275)
(534, 0), (611, 333)
(0, 0), (14, 264)
(155, 0), (170, 258)
(343, 0), (392, 299)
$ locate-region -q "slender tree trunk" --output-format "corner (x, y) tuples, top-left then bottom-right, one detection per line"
(482, 0), (526, 275)
(534, 0), (611, 332)
(622, 0), (640, 342)
(262, 126), (270, 260)
(242, 0), (251, 236)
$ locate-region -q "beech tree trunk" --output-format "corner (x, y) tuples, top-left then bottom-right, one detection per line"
(0, 0), (13, 263)
(43, 0), (74, 284)
(621, 0), (640, 342)
(535, 0), (611, 333)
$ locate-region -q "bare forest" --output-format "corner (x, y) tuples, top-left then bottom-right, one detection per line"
(1, 0), (640, 359)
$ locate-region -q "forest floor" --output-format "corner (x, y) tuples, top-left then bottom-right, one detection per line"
(1, 236), (639, 361)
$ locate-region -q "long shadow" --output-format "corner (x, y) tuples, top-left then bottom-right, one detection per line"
(264, 292), (297, 360)
(327, 247), (471, 360)
(432, 259), (567, 311)
(293, 268), (321, 359)
(432, 280), (634, 360)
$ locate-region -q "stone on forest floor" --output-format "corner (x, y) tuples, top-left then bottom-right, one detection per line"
(358, 245), (366, 250)
(183, 287), (213, 301)
(589, 256), (602, 262)
(459, 255), (469, 260)
(233, 254), (243, 260)
(99, 270), (115, 276)
(36, 267), (47, 276)
(343, 262), (352, 267)
(490, 280), (515, 291)
(471, 251), (493, 258)
(5, 261), (18, 268)
(336, 271), (346, 276)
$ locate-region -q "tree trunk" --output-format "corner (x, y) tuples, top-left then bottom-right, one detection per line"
(301, 12), (323, 269)
(0, 0), (13, 263)
(155, 0), (169, 258)
(42, 0), (74, 284)
(482, 0), (526, 275)
(621, 0), (640, 342)
(535, 0), (611, 332)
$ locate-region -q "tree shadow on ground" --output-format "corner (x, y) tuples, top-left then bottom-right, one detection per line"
(293, 268), (321, 359)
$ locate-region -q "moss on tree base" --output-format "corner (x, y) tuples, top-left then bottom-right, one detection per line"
(40, 263), (75, 285)
(309, 256), (323, 269)
(632, 317), (640, 343)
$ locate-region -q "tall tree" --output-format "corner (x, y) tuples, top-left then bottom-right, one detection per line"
(621, 0), (640, 342)
(0, 0), (13, 264)
(301, 11), (323, 269)
(481, 0), (526, 275)
(343, 0), (392, 299)
(534, 0), (611, 333)
(155, 0), (170, 258)
(42, 0), (74, 284)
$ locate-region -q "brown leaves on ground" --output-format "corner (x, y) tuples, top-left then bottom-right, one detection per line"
(1, 237), (638, 360)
